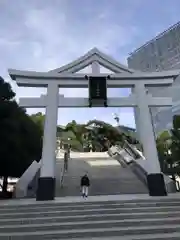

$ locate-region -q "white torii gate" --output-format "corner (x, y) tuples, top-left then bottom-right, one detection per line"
(9, 48), (180, 201)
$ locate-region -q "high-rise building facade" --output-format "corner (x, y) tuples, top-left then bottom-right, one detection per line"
(127, 22), (180, 134)
(128, 22), (180, 72)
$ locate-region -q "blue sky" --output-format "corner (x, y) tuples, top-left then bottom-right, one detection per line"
(0, 0), (179, 127)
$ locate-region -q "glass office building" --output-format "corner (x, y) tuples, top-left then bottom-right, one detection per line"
(127, 22), (180, 134)
(128, 22), (180, 72)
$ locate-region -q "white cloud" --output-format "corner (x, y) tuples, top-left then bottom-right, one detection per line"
(1, 2), (140, 126)
(0, 38), (21, 47)
(31, 42), (43, 58)
(118, 108), (135, 128)
(17, 6), (138, 99)
(23, 7), (139, 67)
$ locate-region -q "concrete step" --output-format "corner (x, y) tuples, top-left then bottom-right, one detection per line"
(2, 195), (180, 208)
(0, 224), (180, 239)
(0, 200), (179, 213)
(1, 200), (180, 213)
(1, 217), (180, 233)
(55, 156), (148, 197)
(45, 233), (180, 240)
(1, 205), (180, 220)
(1, 196), (180, 239)
(0, 211), (179, 226)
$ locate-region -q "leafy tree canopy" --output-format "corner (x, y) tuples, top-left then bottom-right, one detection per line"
(156, 115), (180, 179)
(0, 77), (15, 101)
(0, 77), (42, 194)
(30, 112), (45, 135)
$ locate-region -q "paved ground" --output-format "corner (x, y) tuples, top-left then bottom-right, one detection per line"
(55, 152), (148, 197)
(1, 193), (180, 206)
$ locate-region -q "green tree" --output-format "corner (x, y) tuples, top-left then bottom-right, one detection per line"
(170, 115), (180, 178)
(56, 119), (139, 153)
(85, 120), (137, 151)
(87, 120), (137, 148)
(156, 116), (180, 180)
(0, 77), (15, 101)
(171, 115), (180, 162)
(30, 112), (45, 135)
(0, 77), (42, 195)
(156, 130), (172, 172)
(65, 120), (86, 145)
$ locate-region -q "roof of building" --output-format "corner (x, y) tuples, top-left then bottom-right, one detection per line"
(49, 47), (134, 74)
(129, 21), (180, 56)
(8, 47), (180, 86)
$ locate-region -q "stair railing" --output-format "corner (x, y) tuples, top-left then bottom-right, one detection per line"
(60, 165), (65, 188)
(176, 180), (180, 191)
(60, 151), (70, 188)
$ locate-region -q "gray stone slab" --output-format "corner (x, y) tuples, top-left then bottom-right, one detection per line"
(55, 157), (148, 197)
(1, 193), (180, 239)
(0, 224), (180, 239)
(1, 217), (180, 233)
(0, 211), (179, 226)
(1, 200), (180, 213)
(0, 205), (179, 220)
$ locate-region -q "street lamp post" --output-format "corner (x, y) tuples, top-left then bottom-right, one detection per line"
(112, 113), (120, 127)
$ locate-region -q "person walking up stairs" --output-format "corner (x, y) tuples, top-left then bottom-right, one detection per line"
(80, 173), (90, 198)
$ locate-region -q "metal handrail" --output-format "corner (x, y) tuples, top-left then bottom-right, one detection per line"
(60, 165), (65, 188)
(175, 180), (180, 191)
(60, 151), (70, 187)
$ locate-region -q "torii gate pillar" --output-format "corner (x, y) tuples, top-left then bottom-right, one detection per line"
(36, 83), (59, 201)
(135, 83), (167, 196)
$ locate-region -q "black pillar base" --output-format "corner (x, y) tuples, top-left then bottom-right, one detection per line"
(36, 177), (55, 201)
(147, 173), (167, 196)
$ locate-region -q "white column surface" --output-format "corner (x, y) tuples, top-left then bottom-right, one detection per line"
(132, 88), (142, 143)
(134, 83), (161, 174)
(91, 61), (100, 74)
(40, 82), (59, 178)
(134, 106), (141, 142)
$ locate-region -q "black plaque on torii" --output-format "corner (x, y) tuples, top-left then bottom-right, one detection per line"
(87, 75), (108, 107)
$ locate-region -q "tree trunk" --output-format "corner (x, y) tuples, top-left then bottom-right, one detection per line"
(2, 176), (8, 193)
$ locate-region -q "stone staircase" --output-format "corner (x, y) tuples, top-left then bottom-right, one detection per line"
(1, 195), (180, 239)
(55, 152), (148, 197)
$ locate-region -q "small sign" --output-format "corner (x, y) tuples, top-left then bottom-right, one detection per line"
(88, 76), (107, 107)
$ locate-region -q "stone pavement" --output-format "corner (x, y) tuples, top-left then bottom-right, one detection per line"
(1, 194), (180, 239)
(55, 151), (148, 197)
